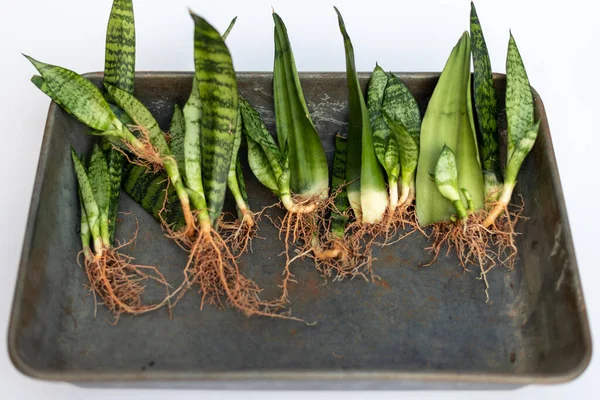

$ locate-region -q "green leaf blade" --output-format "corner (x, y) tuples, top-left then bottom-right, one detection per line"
(104, 0), (136, 95)
(335, 7), (388, 223)
(192, 12), (239, 223)
(470, 1), (502, 197)
(273, 12), (329, 199)
(415, 32), (484, 226)
(26, 57), (119, 132)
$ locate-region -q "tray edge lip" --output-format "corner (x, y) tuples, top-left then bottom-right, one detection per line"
(7, 71), (592, 386)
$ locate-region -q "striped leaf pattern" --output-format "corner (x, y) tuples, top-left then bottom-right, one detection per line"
(470, 2), (502, 197)
(26, 57), (120, 132)
(506, 33), (535, 164)
(192, 12), (239, 223)
(169, 104), (186, 180)
(122, 164), (186, 230)
(71, 149), (102, 245)
(104, 0), (136, 95)
(331, 135), (349, 238)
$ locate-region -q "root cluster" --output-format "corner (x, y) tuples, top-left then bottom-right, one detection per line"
(165, 217), (303, 322)
(218, 209), (261, 256)
(81, 246), (172, 320)
(426, 198), (524, 301)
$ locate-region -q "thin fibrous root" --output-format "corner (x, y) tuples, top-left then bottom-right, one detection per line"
(80, 247), (173, 319)
(424, 197), (525, 301)
(218, 208), (265, 257)
(380, 203), (424, 245)
(167, 220), (305, 322)
(76, 214), (181, 320)
(118, 124), (165, 173)
(268, 192), (334, 302)
(310, 236), (370, 282)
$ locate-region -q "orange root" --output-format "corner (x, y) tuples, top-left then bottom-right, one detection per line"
(425, 198), (525, 302)
(115, 125), (165, 174)
(166, 219), (304, 322)
(218, 208), (262, 257)
(81, 247), (173, 319)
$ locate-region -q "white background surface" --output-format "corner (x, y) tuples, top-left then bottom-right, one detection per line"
(0, 0), (597, 398)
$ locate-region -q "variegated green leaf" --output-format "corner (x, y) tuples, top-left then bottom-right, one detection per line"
(384, 115), (418, 187)
(104, 0), (136, 95)
(88, 145), (111, 214)
(104, 83), (171, 156)
(88, 144), (111, 243)
(101, 139), (125, 244)
(382, 73), (421, 143)
(169, 104), (186, 178)
(505, 120), (540, 185)
(331, 135), (349, 238)
(71, 148), (102, 245)
(227, 108), (250, 216)
(470, 2), (502, 196)
(368, 65), (398, 181)
(122, 164), (186, 231)
(182, 76), (204, 200)
(192, 12), (239, 223)
(26, 57), (121, 132)
(239, 96), (284, 181)
(434, 145), (467, 219)
(246, 136), (280, 196)
(79, 193), (92, 254)
(506, 33), (535, 161)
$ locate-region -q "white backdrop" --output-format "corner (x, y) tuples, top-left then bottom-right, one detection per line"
(0, 0), (597, 398)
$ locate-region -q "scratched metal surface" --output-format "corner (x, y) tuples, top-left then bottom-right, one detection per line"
(8, 72), (591, 388)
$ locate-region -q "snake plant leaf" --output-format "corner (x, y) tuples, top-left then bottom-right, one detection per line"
(71, 148), (102, 245)
(88, 144), (112, 243)
(192, 12), (239, 223)
(122, 164), (186, 231)
(26, 57), (121, 132)
(505, 33), (536, 171)
(434, 145), (461, 202)
(222, 16), (237, 40)
(273, 12), (329, 200)
(505, 120), (540, 186)
(169, 104), (186, 179)
(239, 96), (284, 182)
(470, 1), (502, 199)
(104, 0), (136, 96)
(246, 136), (280, 196)
(381, 73), (421, 199)
(415, 32), (484, 226)
(335, 6), (388, 223)
(104, 83), (171, 156)
(382, 73), (421, 143)
(331, 135), (350, 239)
(383, 114), (418, 190)
(434, 145), (468, 220)
(368, 65), (397, 181)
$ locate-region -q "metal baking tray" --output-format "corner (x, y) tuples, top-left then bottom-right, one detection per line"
(8, 72), (591, 389)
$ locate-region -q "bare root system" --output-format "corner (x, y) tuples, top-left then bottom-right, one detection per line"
(425, 198), (525, 302)
(381, 204), (425, 245)
(166, 218), (305, 322)
(119, 124), (166, 173)
(78, 226), (175, 321)
(218, 208), (264, 257)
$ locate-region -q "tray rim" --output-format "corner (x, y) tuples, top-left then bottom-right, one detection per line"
(7, 71), (592, 386)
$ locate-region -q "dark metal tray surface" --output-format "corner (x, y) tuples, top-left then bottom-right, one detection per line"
(8, 72), (591, 389)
